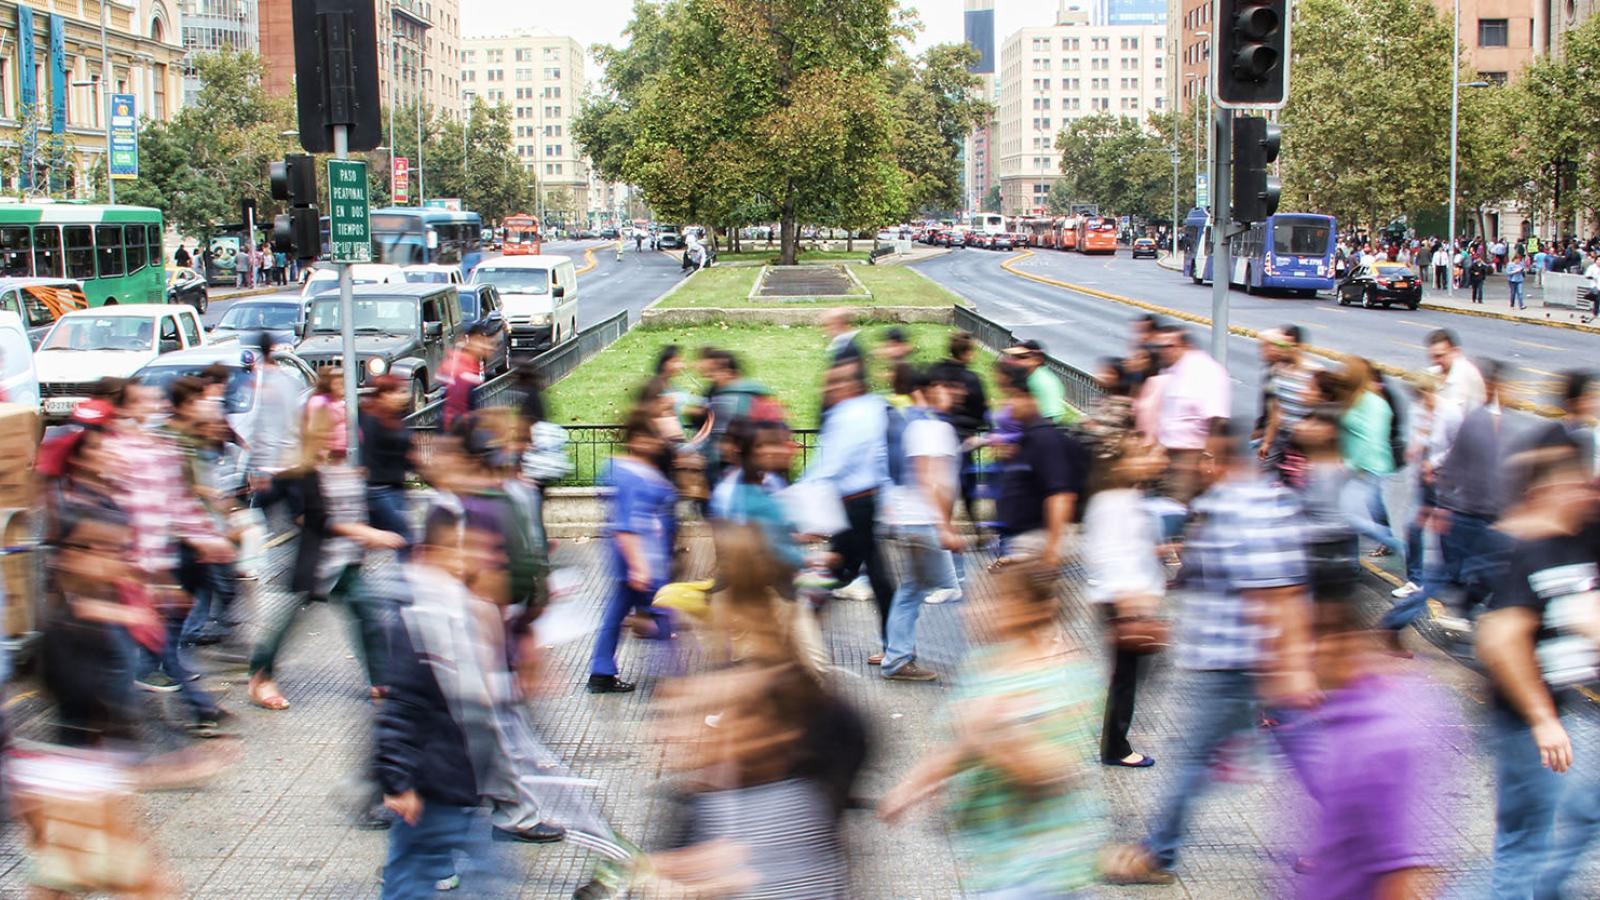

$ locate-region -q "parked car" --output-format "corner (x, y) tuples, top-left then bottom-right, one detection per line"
(134, 344), (315, 444)
(0, 310), (38, 408)
(968, 232), (991, 249)
(456, 283), (510, 376)
(295, 284), (464, 411)
(400, 264), (465, 285)
(0, 278), (88, 348)
(299, 263), (406, 304)
(208, 295), (306, 347)
(1337, 261), (1422, 310)
(35, 304), (208, 421)
(991, 233), (1016, 251)
(1130, 237), (1159, 259)
(469, 255), (580, 357)
(166, 266), (210, 313)
(599, 226), (619, 240)
(657, 225), (686, 250)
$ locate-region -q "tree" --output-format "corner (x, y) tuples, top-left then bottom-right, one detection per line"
(384, 99), (537, 224)
(1279, 0), (1453, 230)
(887, 43), (992, 218)
(1501, 17), (1600, 236)
(1052, 113), (1172, 220)
(983, 183), (1001, 213)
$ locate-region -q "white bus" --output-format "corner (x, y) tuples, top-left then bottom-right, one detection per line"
(966, 213), (1006, 236)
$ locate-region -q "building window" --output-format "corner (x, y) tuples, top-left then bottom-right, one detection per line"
(1478, 18), (1508, 46)
(515, 48), (532, 61)
(1482, 70), (1508, 84)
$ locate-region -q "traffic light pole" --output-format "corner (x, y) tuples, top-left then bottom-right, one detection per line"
(1210, 106), (1233, 373)
(334, 123), (361, 466)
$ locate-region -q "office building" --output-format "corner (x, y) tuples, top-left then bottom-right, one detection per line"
(995, 2), (1167, 214)
(178, 0), (257, 106)
(1095, 0), (1166, 25)
(0, 0), (184, 196)
(962, 0), (996, 213)
(460, 29), (588, 217)
(1172, 0), (1208, 113)
(259, 0), (464, 119)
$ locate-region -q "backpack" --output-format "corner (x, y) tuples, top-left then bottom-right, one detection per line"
(498, 483), (550, 613)
(1378, 380), (1406, 470)
(885, 405), (932, 487)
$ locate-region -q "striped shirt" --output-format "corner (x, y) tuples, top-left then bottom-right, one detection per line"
(684, 779), (848, 899)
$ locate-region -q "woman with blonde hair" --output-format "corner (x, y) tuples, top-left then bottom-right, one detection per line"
(306, 366), (349, 456)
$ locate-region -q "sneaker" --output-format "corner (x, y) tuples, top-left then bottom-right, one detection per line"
(136, 671), (181, 693)
(434, 874), (461, 892)
(883, 662), (938, 682)
(492, 822), (567, 843)
(924, 588), (962, 605)
(1434, 614), (1472, 634)
(833, 577), (873, 602)
(866, 652), (883, 666)
(1391, 581), (1421, 599)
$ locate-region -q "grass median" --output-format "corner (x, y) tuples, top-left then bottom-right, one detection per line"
(653, 265), (967, 309)
(712, 248), (869, 264)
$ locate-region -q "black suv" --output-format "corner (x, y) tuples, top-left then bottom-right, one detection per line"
(296, 283), (464, 411)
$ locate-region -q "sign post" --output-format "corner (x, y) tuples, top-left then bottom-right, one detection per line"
(109, 93), (137, 179)
(327, 152), (369, 460)
(392, 156), (409, 205)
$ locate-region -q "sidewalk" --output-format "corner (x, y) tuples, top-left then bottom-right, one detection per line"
(5, 533), (1593, 895)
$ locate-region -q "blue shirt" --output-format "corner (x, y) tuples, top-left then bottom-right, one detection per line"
(602, 457), (677, 588)
(805, 393), (888, 497)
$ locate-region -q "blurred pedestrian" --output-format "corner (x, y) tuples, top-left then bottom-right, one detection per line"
(1002, 339), (1066, 422)
(306, 366), (349, 457)
(1330, 358), (1405, 565)
(1149, 325), (1231, 503)
(1427, 359), (1511, 630)
(361, 375), (415, 553)
(1426, 329), (1486, 414)
(991, 364), (1085, 569)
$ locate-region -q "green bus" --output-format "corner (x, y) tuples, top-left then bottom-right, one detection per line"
(0, 203), (165, 306)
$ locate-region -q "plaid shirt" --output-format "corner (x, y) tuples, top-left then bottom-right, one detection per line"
(1175, 476), (1308, 671)
(107, 427), (221, 578)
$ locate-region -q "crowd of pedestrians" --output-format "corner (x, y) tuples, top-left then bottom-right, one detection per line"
(1340, 231), (1600, 310)
(5, 300), (1599, 898)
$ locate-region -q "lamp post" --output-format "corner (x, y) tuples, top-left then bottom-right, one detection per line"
(1171, 146), (1181, 259)
(99, 1), (112, 203)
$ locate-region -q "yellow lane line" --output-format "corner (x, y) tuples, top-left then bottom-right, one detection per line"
(997, 250), (1563, 420)
(575, 246), (599, 276)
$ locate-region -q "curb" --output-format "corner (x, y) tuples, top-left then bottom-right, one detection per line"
(997, 250), (1563, 420)
(211, 285), (282, 302)
(1418, 299), (1600, 334)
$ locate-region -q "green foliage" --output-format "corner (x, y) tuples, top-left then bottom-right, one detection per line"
(1499, 16), (1600, 231)
(1052, 113), (1174, 219)
(1279, 0), (1452, 229)
(888, 43), (993, 218)
(983, 184), (1001, 213)
(383, 98), (537, 224)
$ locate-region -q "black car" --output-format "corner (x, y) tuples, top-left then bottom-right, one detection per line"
(456, 284), (510, 376)
(166, 266), (209, 314)
(295, 284), (465, 411)
(209, 295), (305, 348)
(1337, 261), (1423, 310)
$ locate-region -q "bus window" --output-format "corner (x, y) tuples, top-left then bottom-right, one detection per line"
(125, 224), (147, 273)
(147, 224), (163, 267)
(0, 227), (31, 277)
(96, 226), (126, 278)
(64, 226), (94, 280)
(435, 224), (463, 264)
(33, 226), (62, 277)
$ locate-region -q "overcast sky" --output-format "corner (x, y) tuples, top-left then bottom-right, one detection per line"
(461, 1), (1071, 64)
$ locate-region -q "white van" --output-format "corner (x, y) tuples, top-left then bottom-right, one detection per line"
(0, 310), (39, 408)
(469, 254), (578, 355)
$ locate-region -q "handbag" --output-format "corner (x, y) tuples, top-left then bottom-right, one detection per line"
(1111, 615), (1170, 655)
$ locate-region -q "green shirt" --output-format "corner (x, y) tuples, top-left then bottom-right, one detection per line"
(1027, 367), (1067, 422)
(1340, 391), (1396, 476)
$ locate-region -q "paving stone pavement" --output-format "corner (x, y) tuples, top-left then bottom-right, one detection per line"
(2, 533), (1597, 898)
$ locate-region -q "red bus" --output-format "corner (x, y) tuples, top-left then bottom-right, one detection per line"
(1018, 217), (1056, 249)
(1056, 215), (1081, 251)
(501, 214), (541, 255)
(1075, 216), (1118, 254)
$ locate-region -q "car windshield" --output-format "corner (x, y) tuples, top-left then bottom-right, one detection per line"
(217, 303), (300, 331)
(308, 298), (417, 334)
(41, 316), (156, 352)
(1272, 218), (1332, 256)
(404, 270), (452, 284)
(474, 267), (548, 295)
(140, 364), (254, 414)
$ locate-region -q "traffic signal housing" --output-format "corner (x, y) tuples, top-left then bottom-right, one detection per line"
(291, 0), (382, 153)
(271, 153), (321, 258)
(1214, 0), (1290, 109)
(1232, 116), (1281, 224)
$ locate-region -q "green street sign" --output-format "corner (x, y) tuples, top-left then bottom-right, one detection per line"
(327, 159), (371, 263)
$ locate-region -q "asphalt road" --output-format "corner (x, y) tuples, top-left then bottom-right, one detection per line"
(200, 239), (685, 332)
(914, 245), (1586, 429)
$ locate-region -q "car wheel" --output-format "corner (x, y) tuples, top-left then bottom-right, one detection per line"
(570, 318), (577, 340)
(1408, 301), (1421, 311)
(197, 291), (208, 314)
(1338, 290), (1348, 306)
(409, 378), (426, 413)
(1362, 289), (1375, 309)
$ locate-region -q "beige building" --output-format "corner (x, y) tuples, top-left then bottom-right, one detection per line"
(260, 0), (463, 120)
(0, 0), (185, 197)
(996, 4), (1168, 215)
(460, 28), (588, 220)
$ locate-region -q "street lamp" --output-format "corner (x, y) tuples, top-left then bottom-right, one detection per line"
(1447, 39), (1491, 297)
(1171, 146), (1181, 259)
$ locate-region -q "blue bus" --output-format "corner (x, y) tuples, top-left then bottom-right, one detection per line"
(369, 207), (485, 279)
(1183, 210), (1337, 296)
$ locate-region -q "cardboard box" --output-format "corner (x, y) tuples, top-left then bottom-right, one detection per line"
(2, 509), (37, 637)
(0, 402), (39, 509)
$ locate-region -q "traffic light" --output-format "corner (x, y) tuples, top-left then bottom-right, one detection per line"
(291, 0), (382, 153)
(1213, 0), (1290, 109)
(1232, 116), (1281, 224)
(271, 153), (320, 258)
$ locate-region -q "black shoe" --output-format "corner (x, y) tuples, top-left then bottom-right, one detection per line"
(586, 675), (636, 694)
(492, 822), (566, 843)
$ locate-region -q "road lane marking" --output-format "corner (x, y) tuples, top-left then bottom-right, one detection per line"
(1511, 337), (1565, 351)
(1393, 318), (1434, 329)
(996, 249), (1563, 419)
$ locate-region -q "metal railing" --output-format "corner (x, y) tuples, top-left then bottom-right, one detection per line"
(403, 310), (629, 431)
(953, 305), (1106, 413)
(557, 425), (821, 487)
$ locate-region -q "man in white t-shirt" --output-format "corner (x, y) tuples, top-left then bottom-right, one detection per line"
(1583, 254), (1600, 314)
(879, 370), (960, 682)
(1427, 328), (1486, 414)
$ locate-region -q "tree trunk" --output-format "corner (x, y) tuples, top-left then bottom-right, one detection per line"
(779, 199), (798, 266)
(846, 233), (853, 252)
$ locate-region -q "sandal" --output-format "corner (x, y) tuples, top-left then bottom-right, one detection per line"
(248, 678), (290, 711)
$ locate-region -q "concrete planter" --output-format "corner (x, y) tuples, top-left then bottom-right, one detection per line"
(640, 306), (956, 328)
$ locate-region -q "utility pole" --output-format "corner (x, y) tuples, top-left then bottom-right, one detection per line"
(1171, 145), (1180, 260)
(99, 0), (114, 204)
(415, 95), (425, 205)
(1210, 107), (1233, 369)
(335, 123), (358, 460)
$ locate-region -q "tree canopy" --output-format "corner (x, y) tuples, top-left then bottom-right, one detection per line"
(1050, 113), (1175, 220)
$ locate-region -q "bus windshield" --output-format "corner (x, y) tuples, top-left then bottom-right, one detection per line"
(1272, 216), (1333, 256)
(308, 297), (417, 334)
(372, 214), (426, 266)
(473, 267), (548, 295)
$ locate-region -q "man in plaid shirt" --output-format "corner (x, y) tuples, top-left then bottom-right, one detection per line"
(1106, 421), (1323, 885)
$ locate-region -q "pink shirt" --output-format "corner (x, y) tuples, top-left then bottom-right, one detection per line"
(307, 394), (348, 453)
(1157, 349), (1231, 451)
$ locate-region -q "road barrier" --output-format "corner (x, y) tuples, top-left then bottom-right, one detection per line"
(1541, 272), (1593, 310)
(953, 305), (1105, 413)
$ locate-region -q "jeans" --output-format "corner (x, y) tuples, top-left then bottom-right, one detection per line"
(1472, 277), (1486, 302)
(249, 566), (389, 686)
(1534, 712), (1600, 898)
(1510, 279), (1526, 308)
(1402, 479), (1435, 587)
(1490, 706), (1563, 899)
(381, 802), (474, 900)
(1424, 509), (1505, 619)
(1340, 471), (1404, 559)
(179, 545), (239, 646)
(588, 582), (669, 678)
(881, 525), (953, 676)
(829, 492), (895, 635)
(368, 486), (413, 555)
(1143, 669), (1325, 868)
